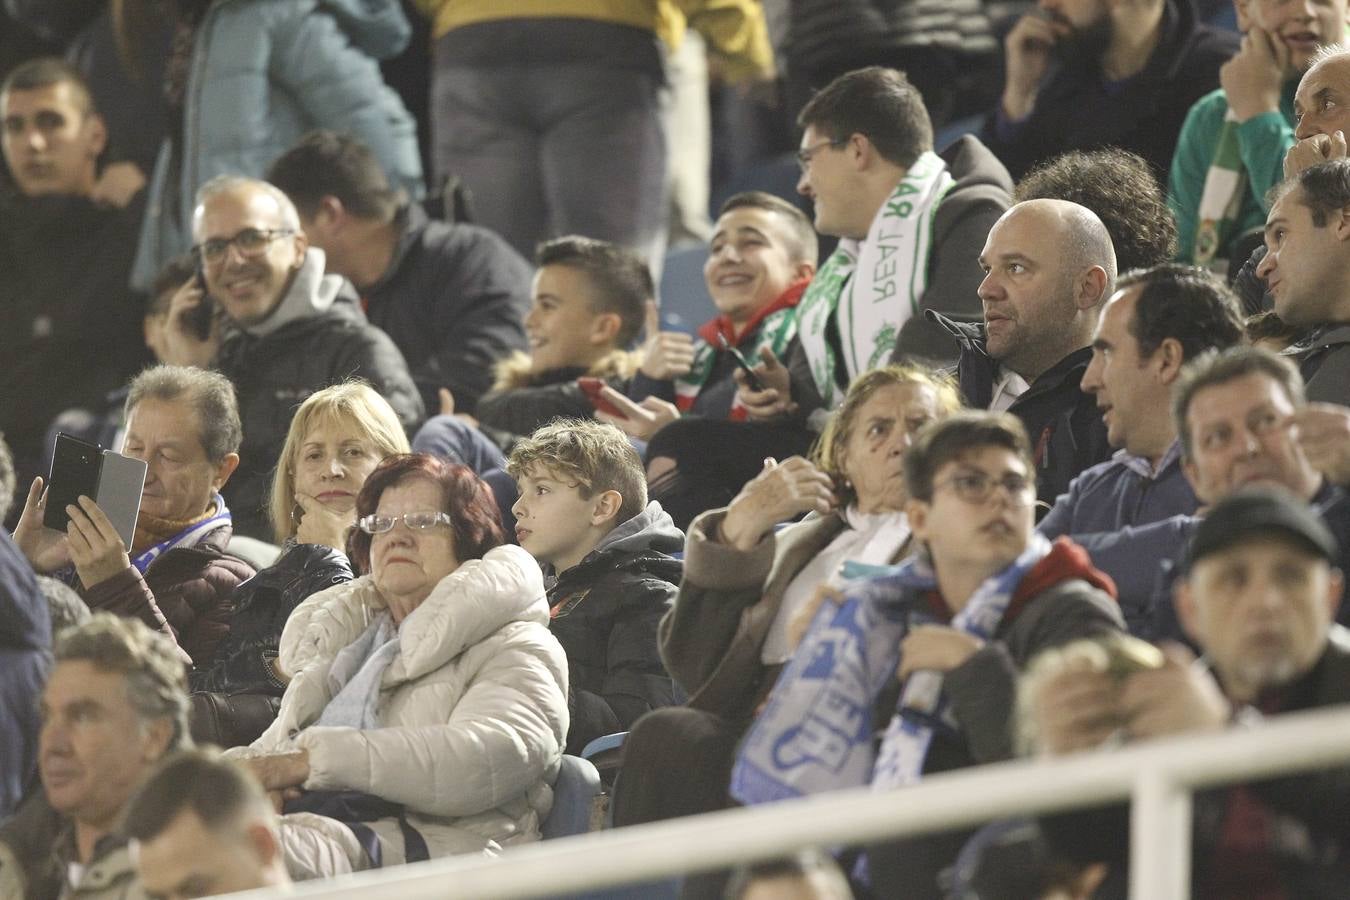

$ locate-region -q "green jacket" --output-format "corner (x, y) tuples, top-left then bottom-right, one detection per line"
(1169, 81), (1298, 263)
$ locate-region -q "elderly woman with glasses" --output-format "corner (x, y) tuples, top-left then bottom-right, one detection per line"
(227, 453), (567, 873)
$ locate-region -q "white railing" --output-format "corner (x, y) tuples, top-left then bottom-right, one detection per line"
(232, 706), (1350, 900)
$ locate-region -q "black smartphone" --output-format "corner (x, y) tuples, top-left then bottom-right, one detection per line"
(716, 333), (766, 392)
(185, 263), (217, 341)
(44, 433), (103, 532)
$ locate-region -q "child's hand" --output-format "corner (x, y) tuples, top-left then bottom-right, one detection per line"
(437, 387), (478, 428)
(595, 387), (680, 441)
(735, 347), (795, 421)
(639, 301), (696, 380)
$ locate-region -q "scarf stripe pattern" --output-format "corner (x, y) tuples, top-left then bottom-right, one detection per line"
(730, 533), (1053, 805)
(673, 285), (803, 420)
(1193, 110), (1247, 267)
(795, 152), (954, 408)
(130, 493), (231, 574)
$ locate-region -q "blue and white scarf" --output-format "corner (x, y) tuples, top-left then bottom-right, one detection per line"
(730, 533), (1052, 805)
(130, 493), (232, 574)
(316, 610), (399, 731)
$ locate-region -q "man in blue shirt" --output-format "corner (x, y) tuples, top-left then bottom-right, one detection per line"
(1040, 263), (1244, 541)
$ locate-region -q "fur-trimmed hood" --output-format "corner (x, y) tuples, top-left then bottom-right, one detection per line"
(490, 349), (641, 393)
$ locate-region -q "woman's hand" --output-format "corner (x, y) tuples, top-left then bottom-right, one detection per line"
(294, 492), (353, 551)
(12, 477), (72, 573)
(66, 495), (132, 588)
(719, 457), (837, 552)
(244, 749), (310, 792)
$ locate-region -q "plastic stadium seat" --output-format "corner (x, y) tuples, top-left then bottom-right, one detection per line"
(657, 245), (716, 334)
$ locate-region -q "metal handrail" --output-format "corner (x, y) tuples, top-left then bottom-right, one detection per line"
(227, 705), (1350, 900)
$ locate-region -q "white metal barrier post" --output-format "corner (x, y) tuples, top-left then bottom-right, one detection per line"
(221, 706), (1350, 900)
(1129, 770), (1192, 900)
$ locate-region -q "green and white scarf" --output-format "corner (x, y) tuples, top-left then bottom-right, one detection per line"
(1193, 109), (1247, 267)
(796, 152), (954, 408)
(673, 280), (806, 420)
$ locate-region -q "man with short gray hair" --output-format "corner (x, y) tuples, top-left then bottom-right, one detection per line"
(13, 365), (255, 666)
(0, 614), (191, 899)
(158, 175), (424, 538)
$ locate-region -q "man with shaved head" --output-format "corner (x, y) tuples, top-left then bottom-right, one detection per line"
(929, 198), (1116, 506)
(157, 175), (424, 538)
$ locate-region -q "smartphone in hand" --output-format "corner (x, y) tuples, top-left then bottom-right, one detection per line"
(717, 333), (766, 392)
(44, 433), (102, 533)
(184, 263), (217, 341)
(43, 433), (147, 547)
(577, 377), (628, 418)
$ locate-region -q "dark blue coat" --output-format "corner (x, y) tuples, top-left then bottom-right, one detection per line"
(0, 529), (46, 822)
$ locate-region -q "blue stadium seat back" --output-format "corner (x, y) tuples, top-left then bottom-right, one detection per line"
(580, 732), (628, 761)
(658, 244), (716, 335)
(708, 152), (810, 220)
(935, 114), (985, 156)
(541, 755), (602, 840)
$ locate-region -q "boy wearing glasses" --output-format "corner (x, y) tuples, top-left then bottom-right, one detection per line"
(732, 410), (1122, 898)
(162, 175), (424, 539)
(507, 419), (683, 755)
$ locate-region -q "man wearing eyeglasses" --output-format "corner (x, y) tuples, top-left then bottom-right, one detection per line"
(163, 175), (424, 540)
(733, 410), (1122, 898)
(0, 58), (148, 499)
(735, 67), (1012, 427)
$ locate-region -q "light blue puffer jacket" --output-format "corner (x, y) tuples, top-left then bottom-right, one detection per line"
(131, 0), (424, 290)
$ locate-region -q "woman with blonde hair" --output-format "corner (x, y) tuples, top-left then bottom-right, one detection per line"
(613, 364), (963, 839)
(191, 382), (409, 702)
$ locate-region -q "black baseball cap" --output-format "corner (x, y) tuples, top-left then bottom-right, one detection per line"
(1185, 486), (1338, 572)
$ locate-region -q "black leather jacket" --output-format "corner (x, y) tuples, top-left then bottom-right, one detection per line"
(190, 542), (353, 695)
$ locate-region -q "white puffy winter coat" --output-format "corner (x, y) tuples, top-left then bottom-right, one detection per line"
(236, 544), (568, 864)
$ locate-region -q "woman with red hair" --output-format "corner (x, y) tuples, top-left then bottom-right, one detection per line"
(228, 453), (567, 873)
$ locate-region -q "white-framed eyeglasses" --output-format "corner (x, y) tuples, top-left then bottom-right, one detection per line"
(357, 511), (453, 535)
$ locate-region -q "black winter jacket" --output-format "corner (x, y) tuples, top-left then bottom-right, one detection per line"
(868, 549), (1124, 900)
(215, 254), (424, 538)
(1042, 625), (1350, 898)
(475, 350), (637, 453)
(0, 191), (147, 479)
(362, 204), (531, 416)
(190, 542), (354, 695)
(929, 311), (1112, 510)
(545, 502), (684, 755)
(0, 529), (45, 822)
(980, 0), (1238, 180)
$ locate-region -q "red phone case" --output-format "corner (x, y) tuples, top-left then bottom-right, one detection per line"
(577, 378), (627, 418)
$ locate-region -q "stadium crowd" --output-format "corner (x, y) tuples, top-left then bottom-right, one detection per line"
(3, 1), (1350, 898)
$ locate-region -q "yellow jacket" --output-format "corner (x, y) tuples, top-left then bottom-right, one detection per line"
(412, 0), (773, 82)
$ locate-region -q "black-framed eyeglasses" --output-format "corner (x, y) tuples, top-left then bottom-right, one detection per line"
(194, 227), (294, 266)
(934, 471), (1034, 506)
(357, 511), (453, 535)
(796, 138), (847, 172)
